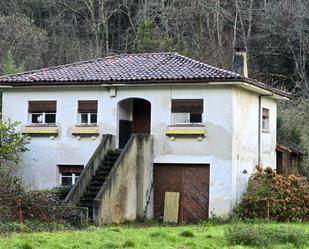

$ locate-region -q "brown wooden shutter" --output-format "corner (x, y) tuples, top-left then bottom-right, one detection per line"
(78, 100), (98, 113)
(28, 101), (56, 113)
(58, 165), (84, 173)
(171, 99), (203, 113)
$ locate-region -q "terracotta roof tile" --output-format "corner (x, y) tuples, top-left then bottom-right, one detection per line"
(0, 52), (291, 97)
(0, 53), (241, 84)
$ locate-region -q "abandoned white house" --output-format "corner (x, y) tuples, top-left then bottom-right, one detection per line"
(0, 52), (290, 224)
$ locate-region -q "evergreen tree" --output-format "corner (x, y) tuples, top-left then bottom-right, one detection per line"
(1, 50), (25, 75)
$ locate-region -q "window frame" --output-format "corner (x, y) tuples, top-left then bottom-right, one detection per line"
(58, 165), (83, 186)
(29, 112), (57, 125)
(28, 100), (57, 125)
(78, 112), (97, 125)
(60, 172), (80, 186)
(262, 108), (270, 132)
(77, 100), (98, 126)
(171, 99), (204, 125)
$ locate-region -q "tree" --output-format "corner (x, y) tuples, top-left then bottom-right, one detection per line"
(1, 51), (25, 75)
(0, 120), (29, 164)
(0, 14), (47, 70)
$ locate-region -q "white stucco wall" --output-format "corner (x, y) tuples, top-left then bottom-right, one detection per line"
(2, 88), (106, 188)
(2, 83), (277, 217)
(260, 97), (277, 167)
(231, 87), (277, 206)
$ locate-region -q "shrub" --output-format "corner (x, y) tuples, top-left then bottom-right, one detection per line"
(44, 186), (71, 200)
(235, 167), (309, 221)
(225, 224), (309, 248)
(103, 242), (119, 249)
(0, 171), (84, 232)
(20, 242), (34, 249)
(179, 230), (195, 238)
(122, 240), (135, 247)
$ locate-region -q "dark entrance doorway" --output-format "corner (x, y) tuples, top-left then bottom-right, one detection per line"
(118, 98), (151, 149)
(154, 164), (210, 223)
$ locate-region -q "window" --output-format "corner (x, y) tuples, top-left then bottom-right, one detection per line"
(78, 100), (98, 125)
(28, 101), (56, 124)
(58, 165), (83, 186)
(262, 108), (270, 132)
(171, 99), (203, 124)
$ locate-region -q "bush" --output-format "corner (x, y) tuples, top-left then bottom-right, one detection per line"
(179, 230), (195, 238)
(122, 240), (135, 247)
(235, 167), (309, 221)
(226, 224), (309, 248)
(43, 186), (71, 200)
(0, 170), (84, 232)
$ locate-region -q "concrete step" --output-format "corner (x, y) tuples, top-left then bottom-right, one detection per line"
(92, 176), (107, 182)
(90, 180), (104, 186)
(96, 168), (111, 174)
(83, 191), (97, 198)
(78, 200), (93, 207)
(95, 171), (109, 177)
(87, 185), (101, 191)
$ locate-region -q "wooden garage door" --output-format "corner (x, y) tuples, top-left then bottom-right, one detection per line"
(154, 164), (210, 223)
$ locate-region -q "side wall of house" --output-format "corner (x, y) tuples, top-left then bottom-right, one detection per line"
(260, 97), (277, 167)
(231, 87), (277, 205)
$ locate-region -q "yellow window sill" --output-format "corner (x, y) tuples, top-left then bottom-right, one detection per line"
(22, 127), (59, 135)
(72, 127), (99, 136)
(166, 125), (206, 138)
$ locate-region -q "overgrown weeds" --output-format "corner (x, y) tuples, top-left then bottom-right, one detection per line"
(225, 224), (309, 248)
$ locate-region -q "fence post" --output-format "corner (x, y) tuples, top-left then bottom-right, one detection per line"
(18, 198), (24, 233)
(266, 198), (270, 220)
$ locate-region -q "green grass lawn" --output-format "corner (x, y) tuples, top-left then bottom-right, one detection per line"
(1, 222), (309, 249)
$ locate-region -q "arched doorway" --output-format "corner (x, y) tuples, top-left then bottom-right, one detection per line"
(118, 98), (151, 149)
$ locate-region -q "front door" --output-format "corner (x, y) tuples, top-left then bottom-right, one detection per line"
(118, 99), (151, 149)
(132, 99), (151, 134)
(154, 164), (210, 223)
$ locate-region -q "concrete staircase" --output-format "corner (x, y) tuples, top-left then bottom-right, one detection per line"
(77, 150), (121, 220)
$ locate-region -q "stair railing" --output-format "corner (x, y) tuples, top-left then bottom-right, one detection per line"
(65, 134), (115, 205)
(93, 134), (154, 225)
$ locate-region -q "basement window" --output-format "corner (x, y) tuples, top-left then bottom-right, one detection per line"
(171, 99), (203, 124)
(58, 165), (83, 186)
(28, 101), (57, 125)
(262, 108), (270, 132)
(78, 100), (98, 125)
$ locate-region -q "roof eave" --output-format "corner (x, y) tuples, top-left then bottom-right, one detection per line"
(0, 78), (291, 99)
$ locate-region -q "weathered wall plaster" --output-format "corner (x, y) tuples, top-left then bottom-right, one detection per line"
(2, 84), (277, 218)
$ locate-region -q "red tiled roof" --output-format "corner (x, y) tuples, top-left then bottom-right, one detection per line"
(0, 53), (241, 84)
(0, 52), (290, 97)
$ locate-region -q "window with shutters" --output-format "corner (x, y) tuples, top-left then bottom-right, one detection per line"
(77, 100), (98, 125)
(171, 99), (203, 124)
(262, 108), (270, 132)
(58, 165), (83, 186)
(28, 101), (57, 125)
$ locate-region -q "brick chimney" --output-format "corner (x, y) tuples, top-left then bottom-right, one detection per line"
(233, 47), (248, 78)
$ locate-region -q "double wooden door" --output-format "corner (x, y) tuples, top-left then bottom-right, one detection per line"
(154, 164), (210, 223)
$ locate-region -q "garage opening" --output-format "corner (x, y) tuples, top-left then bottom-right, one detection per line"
(154, 163), (210, 223)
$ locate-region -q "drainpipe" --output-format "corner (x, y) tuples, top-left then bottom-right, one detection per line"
(258, 94), (273, 166)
